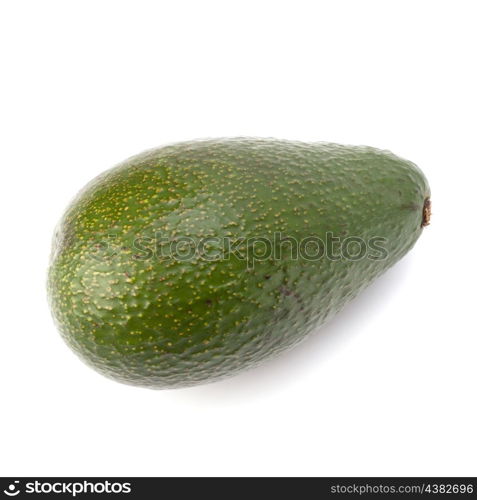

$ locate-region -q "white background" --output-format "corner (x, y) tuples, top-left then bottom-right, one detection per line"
(1, 0), (476, 477)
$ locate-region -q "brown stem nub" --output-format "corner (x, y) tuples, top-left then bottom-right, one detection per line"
(421, 197), (431, 227)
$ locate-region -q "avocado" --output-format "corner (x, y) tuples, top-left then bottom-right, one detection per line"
(48, 138), (430, 389)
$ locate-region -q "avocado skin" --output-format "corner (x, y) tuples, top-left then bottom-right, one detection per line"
(48, 138), (430, 389)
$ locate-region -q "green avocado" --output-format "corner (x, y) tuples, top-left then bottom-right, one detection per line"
(48, 138), (430, 389)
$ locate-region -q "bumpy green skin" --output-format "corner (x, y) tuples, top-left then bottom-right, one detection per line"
(48, 138), (430, 389)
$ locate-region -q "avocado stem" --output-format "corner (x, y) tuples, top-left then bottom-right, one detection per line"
(421, 198), (431, 227)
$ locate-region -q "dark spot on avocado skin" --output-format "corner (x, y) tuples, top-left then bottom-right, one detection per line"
(280, 286), (293, 297)
(280, 286), (305, 312)
(47, 138), (430, 389)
